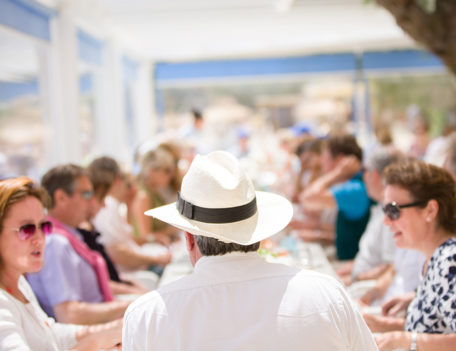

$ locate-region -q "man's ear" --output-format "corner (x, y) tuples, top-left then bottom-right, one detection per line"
(185, 231), (195, 251)
(54, 188), (68, 207)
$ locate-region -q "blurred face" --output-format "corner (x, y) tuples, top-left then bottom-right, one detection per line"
(363, 168), (381, 201)
(67, 176), (94, 227)
(0, 196), (47, 277)
(88, 193), (105, 220)
(321, 148), (336, 173)
(382, 184), (427, 250)
(149, 166), (174, 188)
(121, 176), (137, 203)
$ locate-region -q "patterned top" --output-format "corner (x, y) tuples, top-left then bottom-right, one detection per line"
(405, 237), (456, 334)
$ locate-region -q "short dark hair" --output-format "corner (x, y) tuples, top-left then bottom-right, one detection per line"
(295, 137), (322, 157)
(87, 156), (121, 201)
(326, 134), (363, 161)
(194, 235), (260, 256)
(191, 108), (203, 121)
(41, 164), (87, 208)
(383, 160), (456, 234)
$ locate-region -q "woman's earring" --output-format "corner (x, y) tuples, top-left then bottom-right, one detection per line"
(426, 217), (431, 222)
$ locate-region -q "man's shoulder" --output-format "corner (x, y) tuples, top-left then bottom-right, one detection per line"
(124, 289), (166, 320)
(292, 269), (344, 289)
(44, 233), (81, 264)
(46, 232), (72, 249)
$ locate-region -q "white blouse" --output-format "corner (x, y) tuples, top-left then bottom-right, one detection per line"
(0, 276), (82, 351)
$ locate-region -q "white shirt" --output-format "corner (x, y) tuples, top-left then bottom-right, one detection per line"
(379, 248), (426, 304)
(0, 276), (82, 351)
(93, 195), (136, 248)
(123, 252), (378, 351)
(352, 204), (397, 279)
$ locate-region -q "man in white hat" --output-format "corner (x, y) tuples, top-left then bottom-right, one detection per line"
(122, 151), (378, 350)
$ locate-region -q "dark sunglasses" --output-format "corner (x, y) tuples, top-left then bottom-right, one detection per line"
(6, 221), (53, 240)
(382, 201), (427, 221)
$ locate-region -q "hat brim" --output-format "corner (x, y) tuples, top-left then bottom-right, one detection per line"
(145, 191), (293, 245)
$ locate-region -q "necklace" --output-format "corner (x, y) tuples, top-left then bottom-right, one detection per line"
(0, 280), (27, 303)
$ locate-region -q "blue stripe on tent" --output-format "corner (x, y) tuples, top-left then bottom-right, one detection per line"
(77, 29), (104, 66)
(0, 0), (55, 41)
(155, 50), (445, 84)
(362, 50), (444, 71)
(155, 53), (357, 82)
(79, 73), (93, 94)
(0, 80), (38, 102)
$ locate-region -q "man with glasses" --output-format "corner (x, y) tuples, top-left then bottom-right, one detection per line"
(339, 149), (424, 307)
(27, 164), (131, 324)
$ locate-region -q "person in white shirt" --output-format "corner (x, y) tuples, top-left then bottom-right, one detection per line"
(122, 150), (378, 351)
(89, 157), (171, 278)
(0, 177), (121, 351)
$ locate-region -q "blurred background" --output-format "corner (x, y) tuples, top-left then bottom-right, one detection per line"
(0, 0), (455, 179)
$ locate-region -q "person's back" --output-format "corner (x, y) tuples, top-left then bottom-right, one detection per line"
(123, 150), (378, 350)
(125, 252), (375, 351)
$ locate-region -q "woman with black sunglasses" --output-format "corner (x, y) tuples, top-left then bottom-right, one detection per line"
(363, 160), (456, 351)
(0, 177), (122, 350)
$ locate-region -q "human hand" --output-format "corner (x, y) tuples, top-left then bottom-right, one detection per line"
(375, 331), (409, 351)
(362, 313), (392, 333)
(382, 292), (415, 317)
(74, 319), (123, 351)
(336, 155), (361, 180)
(360, 286), (379, 306)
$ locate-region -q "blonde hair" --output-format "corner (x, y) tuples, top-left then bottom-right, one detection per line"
(138, 147), (175, 187)
(0, 177), (50, 231)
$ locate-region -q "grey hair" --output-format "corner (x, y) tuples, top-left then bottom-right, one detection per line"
(194, 235), (260, 256)
(365, 147), (403, 175)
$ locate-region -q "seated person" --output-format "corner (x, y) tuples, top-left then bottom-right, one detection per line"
(27, 164), (132, 324)
(363, 160), (456, 350)
(131, 147), (180, 246)
(299, 134), (372, 260)
(291, 136), (323, 203)
(0, 177), (122, 350)
(337, 147), (401, 284)
(88, 156), (171, 285)
(123, 150), (378, 350)
(358, 247), (425, 307)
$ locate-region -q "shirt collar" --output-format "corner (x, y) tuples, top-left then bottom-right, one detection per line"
(194, 251), (261, 273)
(47, 215), (83, 240)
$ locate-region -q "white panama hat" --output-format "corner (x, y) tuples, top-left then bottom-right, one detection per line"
(145, 150), (293, 245)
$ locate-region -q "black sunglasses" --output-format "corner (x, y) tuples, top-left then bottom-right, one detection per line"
(6, 221), (53, 240)
(382, 201), (427, 221)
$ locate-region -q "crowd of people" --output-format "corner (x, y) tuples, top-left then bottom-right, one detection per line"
(0, 109), (456, 350)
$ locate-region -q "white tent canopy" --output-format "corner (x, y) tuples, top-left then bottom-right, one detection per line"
(36, 0), (415, 62)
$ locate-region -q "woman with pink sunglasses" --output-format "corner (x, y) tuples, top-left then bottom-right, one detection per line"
(0, 177), (122, 350)
(364, 160), (456, 351)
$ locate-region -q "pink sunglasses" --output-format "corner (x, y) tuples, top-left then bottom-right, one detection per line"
(5, 221), (53, 240)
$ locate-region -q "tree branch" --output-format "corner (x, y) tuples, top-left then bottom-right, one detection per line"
(376, 0), (456, 75)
